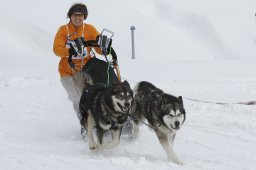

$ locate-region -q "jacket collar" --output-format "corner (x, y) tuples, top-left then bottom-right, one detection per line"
(68, 22), (85, 38)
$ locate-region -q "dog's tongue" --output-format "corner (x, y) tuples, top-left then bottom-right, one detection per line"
(122, 107), (128, 112)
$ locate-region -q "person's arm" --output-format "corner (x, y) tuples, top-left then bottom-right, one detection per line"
(53, 26), (69, 57)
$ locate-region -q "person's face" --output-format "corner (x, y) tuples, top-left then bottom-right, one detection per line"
(71, 13), (84, 27)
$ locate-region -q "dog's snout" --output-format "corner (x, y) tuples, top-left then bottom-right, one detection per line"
(175, 121), (180, 127)
(124, 102), (130, 108)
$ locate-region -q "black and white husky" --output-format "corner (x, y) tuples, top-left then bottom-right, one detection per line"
(130, 81), (186, 165)
(79, 81), (133, 150)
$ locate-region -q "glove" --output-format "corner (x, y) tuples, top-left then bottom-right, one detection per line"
(110, 47), (117, 66)
(69, 45), (77, 57)
(96, 35), (112, 55)
(112, 59), (117, 66)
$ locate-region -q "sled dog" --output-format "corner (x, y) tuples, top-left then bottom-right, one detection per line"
(79, 81), (133, 150)
(131, 81), (186, 165)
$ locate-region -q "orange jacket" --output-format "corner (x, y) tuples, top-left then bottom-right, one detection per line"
(53, 22), (102, 77)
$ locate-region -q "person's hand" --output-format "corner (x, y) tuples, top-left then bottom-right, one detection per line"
(69, 45), (77, 57)
(96, 35), (112, 55)
(112, 59), (117, 66)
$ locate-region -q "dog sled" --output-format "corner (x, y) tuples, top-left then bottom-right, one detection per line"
(68, 29), (120, 85)
(68, 29), (133, 138)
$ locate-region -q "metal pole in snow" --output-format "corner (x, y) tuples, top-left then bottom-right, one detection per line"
(130, 26), (135, 59)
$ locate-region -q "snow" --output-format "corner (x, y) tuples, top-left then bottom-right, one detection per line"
(1, 0), (256, 169)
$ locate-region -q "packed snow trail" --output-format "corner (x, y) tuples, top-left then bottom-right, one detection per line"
(1, 77), (256, 170)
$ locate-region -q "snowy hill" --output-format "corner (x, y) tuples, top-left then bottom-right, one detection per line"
(1, 0), (256, 170)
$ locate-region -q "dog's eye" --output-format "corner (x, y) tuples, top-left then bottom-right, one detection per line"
(117, 94), (124, 98)
(167, 115), (173, 118)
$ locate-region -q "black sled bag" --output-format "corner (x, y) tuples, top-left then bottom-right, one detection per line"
(82, 57), (118, 85)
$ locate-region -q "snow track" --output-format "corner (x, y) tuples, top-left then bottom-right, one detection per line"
(1, 77), (256, 170)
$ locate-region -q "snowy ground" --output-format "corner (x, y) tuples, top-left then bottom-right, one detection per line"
(1, 0), (256, 169)
(1, 60), (256, 170)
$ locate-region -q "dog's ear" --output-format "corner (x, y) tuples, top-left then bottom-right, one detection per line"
(123, 80), (130, 87)
(161, 94), (168, 104)
(178, 96), (183, 104)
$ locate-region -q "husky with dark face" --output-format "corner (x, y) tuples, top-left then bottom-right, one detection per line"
(131, 81), (186, 165)
(79, 81), (133, 150)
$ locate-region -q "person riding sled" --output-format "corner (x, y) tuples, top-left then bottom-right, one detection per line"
(53, 3), (103, 116)
(53, 3), (132, 140)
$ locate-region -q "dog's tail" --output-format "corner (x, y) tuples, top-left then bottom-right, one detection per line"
(73, 71), (93, 92)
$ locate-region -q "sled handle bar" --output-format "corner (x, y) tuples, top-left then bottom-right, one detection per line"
(68, 40), (118, 69)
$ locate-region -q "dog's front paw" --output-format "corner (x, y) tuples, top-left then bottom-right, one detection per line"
(168, 157), (185, 165)
(171, 159), (185, 165)
(104, 141), (120, 149)
(132, 125), (139, 139)
(175, 160), (185, 165)
(89, 142), (98, 150)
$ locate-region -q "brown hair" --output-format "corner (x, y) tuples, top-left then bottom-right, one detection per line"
(67, 3), (88, 20)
